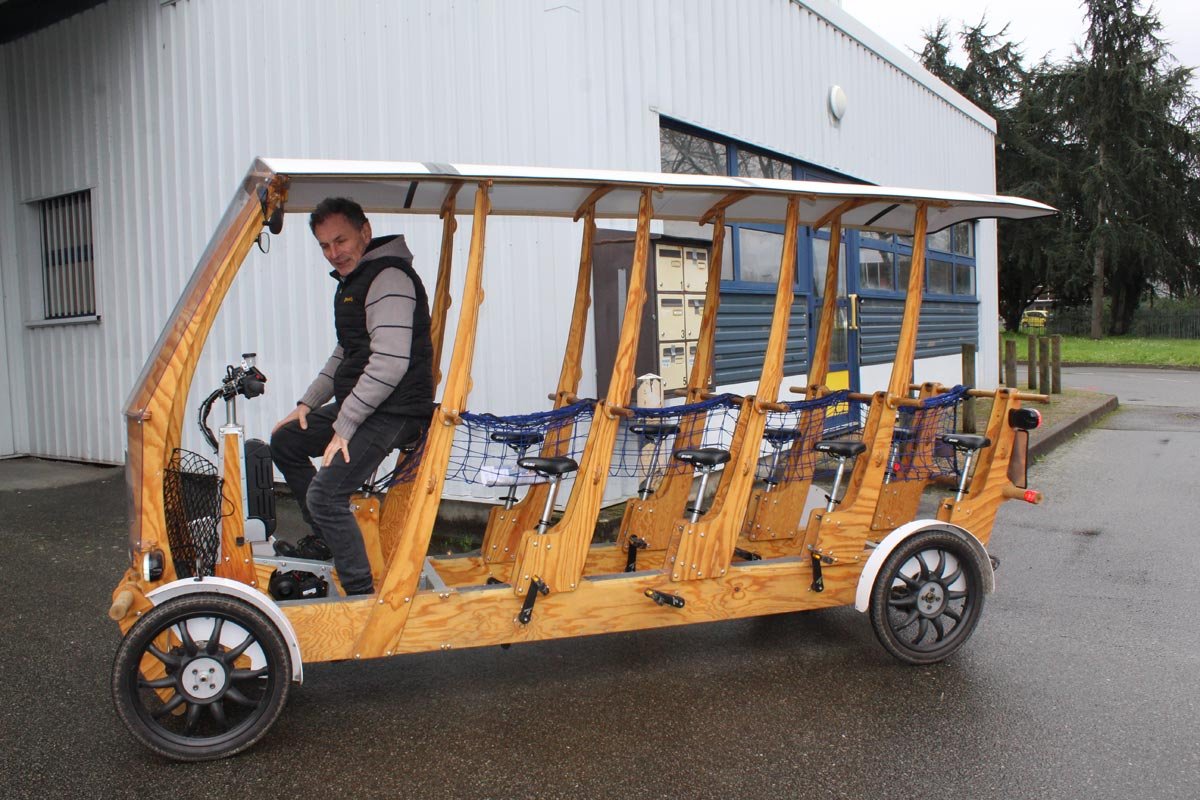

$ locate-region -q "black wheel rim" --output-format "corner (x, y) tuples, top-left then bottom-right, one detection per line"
(884, 546), (976, 654)
(122, 610), (280, 750)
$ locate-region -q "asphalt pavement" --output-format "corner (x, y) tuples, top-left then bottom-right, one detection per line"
(2, 367), (1198, 799)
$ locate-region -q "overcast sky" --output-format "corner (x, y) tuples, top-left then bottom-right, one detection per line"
(839, 0), (1199, 82)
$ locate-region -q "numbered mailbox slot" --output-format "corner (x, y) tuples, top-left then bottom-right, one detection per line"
(683, 248), (709, 293)
(655, 245), (685, 292)
(658, 342), (688, 391)
(684, 296), (706, 340)
(657, 295), (687, 341)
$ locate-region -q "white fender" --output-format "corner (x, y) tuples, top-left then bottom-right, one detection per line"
(853, 520), (995, 613)
(147, 576), (304, 683)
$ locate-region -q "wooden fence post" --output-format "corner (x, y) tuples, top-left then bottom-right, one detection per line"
(1004, 339), (1018, 389)
(962, 343), (976, 434)
(1039, 337), (1051, 395)
(1051, 335), (1063, 394)
(1027, 334), (1038, 390)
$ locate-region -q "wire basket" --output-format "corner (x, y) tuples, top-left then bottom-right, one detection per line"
(162, 448), (223, 578)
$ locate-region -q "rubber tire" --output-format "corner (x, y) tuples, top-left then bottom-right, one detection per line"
(112, 593), (291, 761)
(868, 529), (986, 666)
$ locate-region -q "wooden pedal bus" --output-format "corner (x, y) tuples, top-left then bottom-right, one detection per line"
(109, 159), (1054, 760)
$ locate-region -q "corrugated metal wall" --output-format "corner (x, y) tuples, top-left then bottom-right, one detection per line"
(0, 0), (998, 464)
(714, 292), (808, 384)
(859, 298), (980, 365)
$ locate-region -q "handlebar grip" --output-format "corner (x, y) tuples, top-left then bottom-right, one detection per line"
(108, 590), (134, 621)
(242, 378), (265, 398)
(1002, 484), (1042, 504)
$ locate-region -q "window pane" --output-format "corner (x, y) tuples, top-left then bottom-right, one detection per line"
(860, 229), (891, 242)
(660, 127), (727, 176)
(812, 303), (849, 364)
(953, 222), (974, 256)
(812, 237), (847, 296)
(737, 149), (791, 180)
(858, 248), (895, 291)
(927, 227), (952, 253)
(897, 253), (913, 292)
(738, 228), (785, 283)
(954, 263), (975, 295)
(721, 227), (734, 280)
(928, 258), (954, 294)
(39, 189), (95, 319)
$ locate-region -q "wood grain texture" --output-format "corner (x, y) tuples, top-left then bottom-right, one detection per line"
(429, 185), (461, 389)
(351, 492), (384, 584)
(664, 197), (801, 582)
(936, 389), (1031, 545)
(481, 208), (597, 564)
(283, 558), (862, 662)
(616, 215), (728, 552)
(509, 190), (655, 596)
(353, 183), (493, 658)
(123, 179), (281, 595)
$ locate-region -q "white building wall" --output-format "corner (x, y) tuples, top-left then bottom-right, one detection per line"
(0, 0), (999, 465)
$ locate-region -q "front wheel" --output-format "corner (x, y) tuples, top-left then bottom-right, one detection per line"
(112, 593), (291, 761)
(869, 529), (986, 665)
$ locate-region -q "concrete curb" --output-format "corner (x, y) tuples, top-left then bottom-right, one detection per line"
(1029, 394), (1119, 459)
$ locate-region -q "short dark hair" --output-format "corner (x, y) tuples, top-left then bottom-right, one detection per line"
(309, 197), (369, 233)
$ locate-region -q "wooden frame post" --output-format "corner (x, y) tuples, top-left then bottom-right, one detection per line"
(742, 213), (844, 543)
(480, 202), (602, 564)
(805, 203), (930, 562)
(355, 182), (492, 658)
(509, 188), (656, 595)
(615, 213), (728, 553)
(664, 196), (802, 582)
(375, 182), (462, 564)
(119, 177), (282, 609)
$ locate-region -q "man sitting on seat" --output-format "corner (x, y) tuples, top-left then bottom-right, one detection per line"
(271, 197), (434, 596)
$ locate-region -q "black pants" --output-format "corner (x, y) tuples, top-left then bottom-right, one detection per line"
(270, 403), (422, 594)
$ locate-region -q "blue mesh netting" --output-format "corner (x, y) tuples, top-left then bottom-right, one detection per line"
(757, 390), (851, 484)
(609, 394), (742, 493)
(888, 385), (968, 482)
(437, 400), (596, 489)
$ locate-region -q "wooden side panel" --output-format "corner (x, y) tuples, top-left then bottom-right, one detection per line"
(937, 389), (1027, 545)
(377, 480), (417, 563)
(351, 492), (384, 584)
(285, 558), (861, 663)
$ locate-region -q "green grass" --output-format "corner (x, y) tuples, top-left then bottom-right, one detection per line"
(1002, 331), (1200, 367)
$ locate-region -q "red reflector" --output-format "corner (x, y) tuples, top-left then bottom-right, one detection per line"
(1023, 490), (1038, 503)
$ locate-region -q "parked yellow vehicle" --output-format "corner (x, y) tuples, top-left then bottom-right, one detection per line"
(1022, 309), (1050, 329)
(108, 159), (1054, 760)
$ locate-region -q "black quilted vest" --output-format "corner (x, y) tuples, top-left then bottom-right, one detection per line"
(332, 237), (434, 417)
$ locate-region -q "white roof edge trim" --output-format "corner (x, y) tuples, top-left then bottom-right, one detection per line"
(253, 158), (1055, 232)
(794, 0), (997, 134)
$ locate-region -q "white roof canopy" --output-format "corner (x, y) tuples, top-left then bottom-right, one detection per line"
(254, 157), (1056, 235)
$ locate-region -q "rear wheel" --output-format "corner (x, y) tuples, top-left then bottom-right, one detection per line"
(869, 529), (986, 665)
(112, 593), (291, 761)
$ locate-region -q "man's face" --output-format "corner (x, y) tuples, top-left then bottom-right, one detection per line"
(313, 213), (372, 276)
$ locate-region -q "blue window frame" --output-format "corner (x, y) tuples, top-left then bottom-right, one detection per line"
(659, 118), (977, 302)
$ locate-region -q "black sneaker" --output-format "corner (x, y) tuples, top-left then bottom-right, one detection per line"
(274, 534), (333, 561)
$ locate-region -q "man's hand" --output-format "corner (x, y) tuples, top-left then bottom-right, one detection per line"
(272, 403), (310, 435)
(322, 433), (351, 467)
